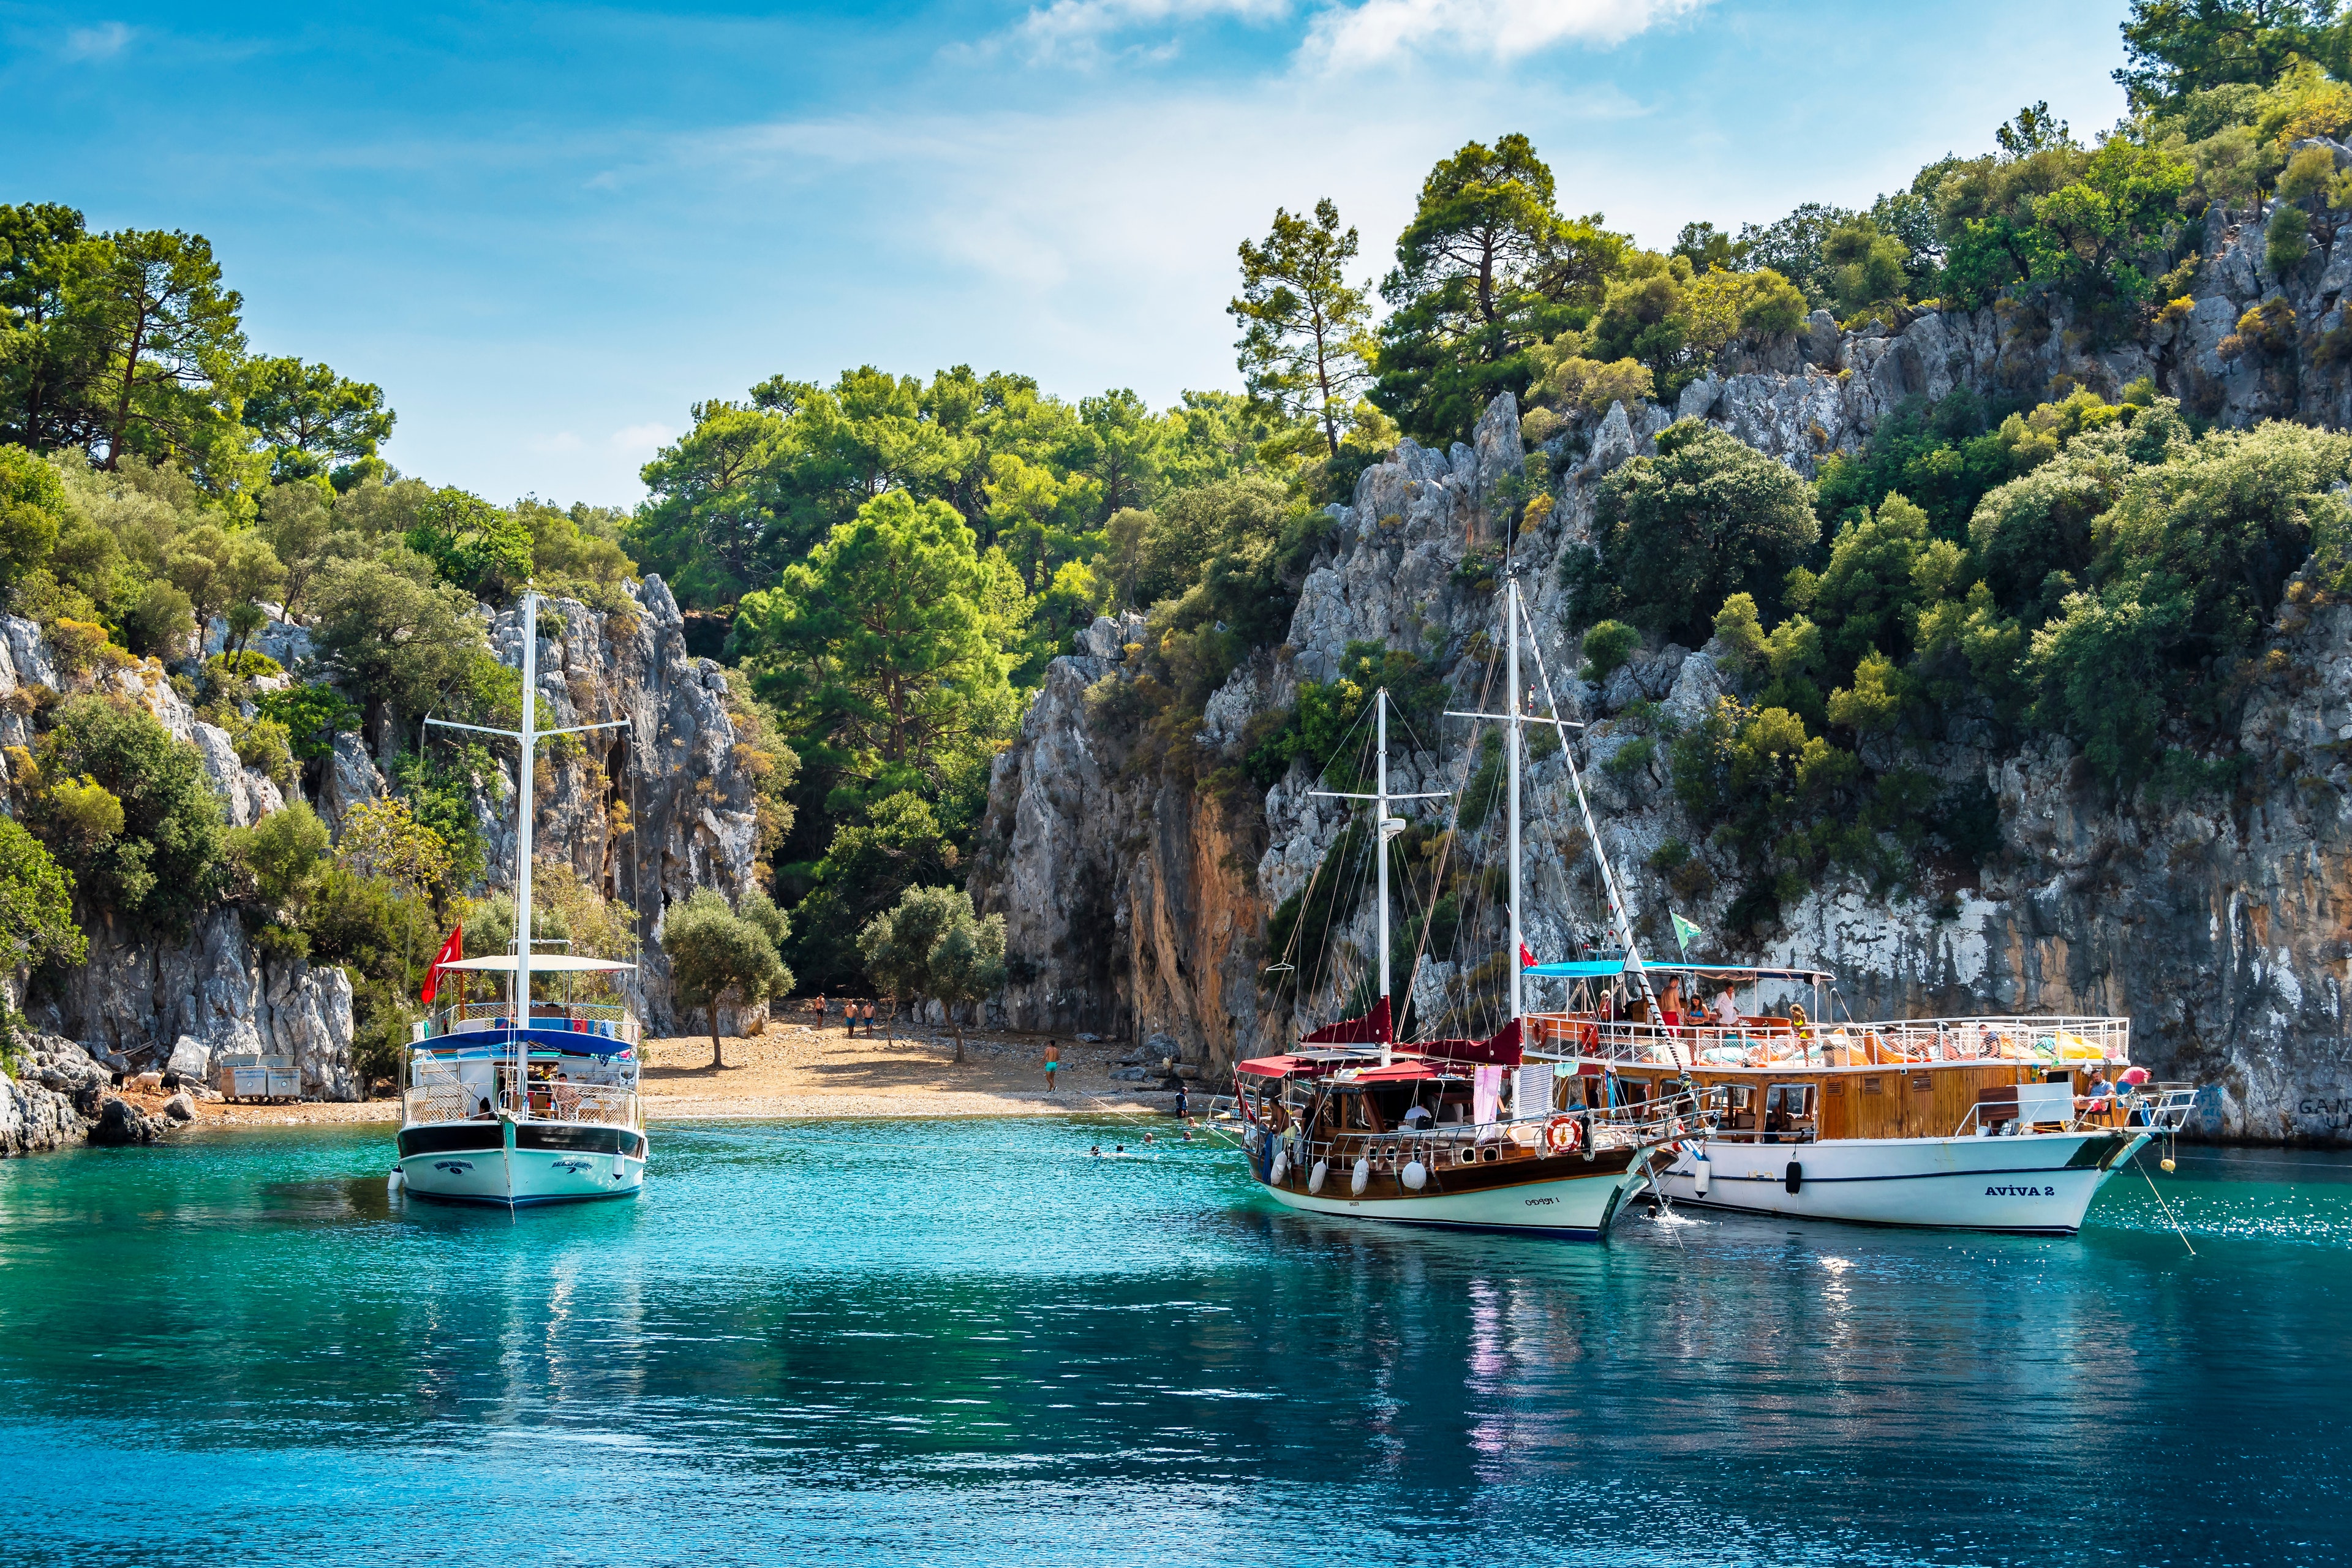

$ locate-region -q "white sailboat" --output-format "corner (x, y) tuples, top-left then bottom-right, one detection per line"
(390, 589), (648, 1208)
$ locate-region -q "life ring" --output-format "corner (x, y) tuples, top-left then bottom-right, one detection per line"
(1547, 1117), (1581, 1153)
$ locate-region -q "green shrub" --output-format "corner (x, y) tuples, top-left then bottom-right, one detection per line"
(1579, 620), (1639, 680)
(1570, 420), (1820, 644)
(256, 682), (360, 762)
(2266, 204), (2312, 272)
(205, 649), (282, 680)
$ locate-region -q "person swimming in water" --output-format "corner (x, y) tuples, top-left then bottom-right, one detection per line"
(1088, 1144), (1102, 1158)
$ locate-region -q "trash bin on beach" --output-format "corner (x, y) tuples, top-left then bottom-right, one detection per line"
(218, 1054), (300, 1102)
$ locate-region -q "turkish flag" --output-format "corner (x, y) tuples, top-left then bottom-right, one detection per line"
(421, 926), (464, 1005)
(1520, 943), (1537, 969)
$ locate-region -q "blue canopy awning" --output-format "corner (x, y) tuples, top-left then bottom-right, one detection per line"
(1523, 960), (1829, 982)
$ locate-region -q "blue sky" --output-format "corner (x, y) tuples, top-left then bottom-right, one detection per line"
(3, 0), (2134, 506)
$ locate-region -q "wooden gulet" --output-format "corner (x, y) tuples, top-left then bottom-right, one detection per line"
(1232, 569), (1714, 1238)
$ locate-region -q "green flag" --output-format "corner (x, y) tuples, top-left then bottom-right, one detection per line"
(1671, 911), (1702, 956)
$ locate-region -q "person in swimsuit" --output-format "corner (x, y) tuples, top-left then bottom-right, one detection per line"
(862, 1001), (876, 1037)
(1044, 1039), (1060, 1093)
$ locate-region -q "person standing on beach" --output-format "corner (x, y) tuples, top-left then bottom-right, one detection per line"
(862, 1000), (876, 1039)
(844, 1000), (857, 1038)
(814, 995), (827, 1033)
(1044, 1039), (1060, 1094)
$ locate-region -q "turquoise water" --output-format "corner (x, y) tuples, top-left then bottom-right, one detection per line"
(1, 1121), (2346, 1567)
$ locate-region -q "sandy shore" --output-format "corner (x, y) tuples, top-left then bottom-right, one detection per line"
(192, 1019), (1186, 1128)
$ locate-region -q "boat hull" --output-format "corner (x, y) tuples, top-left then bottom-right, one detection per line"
(396, 1120), (647, 1208)
(1654, 1130), (2152, 1234)
(1253, 1159), (1657, 1237)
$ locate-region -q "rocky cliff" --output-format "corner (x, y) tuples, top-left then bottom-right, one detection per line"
(1, 570), (760, 1110)
(974, 175), (2352, 1143)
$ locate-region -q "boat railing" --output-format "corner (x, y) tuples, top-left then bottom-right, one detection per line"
(1261, 1089), (1718, 1172)
(402, 1057), (640, 1129)
(410, 998), (641, 1046)
(1523, 1011), (2133, 1069)
(1949, 1080), (2198, 1139)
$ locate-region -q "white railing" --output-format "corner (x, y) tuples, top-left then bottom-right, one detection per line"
(1523, 1012), (2132, 1069)
(1245, 1088), (1720, 1177)
(411, 1000), (641, 1046)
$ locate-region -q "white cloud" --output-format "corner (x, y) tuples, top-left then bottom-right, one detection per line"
(62, 21), (133, 61)
(1006, 0), (1289, 62)
(608, 422), (676, 457)
(1302, 0), (1713, 70)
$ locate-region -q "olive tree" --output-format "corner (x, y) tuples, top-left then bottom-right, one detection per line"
(857, 884), (1004, 1063)
(662, 886), (791, 1069)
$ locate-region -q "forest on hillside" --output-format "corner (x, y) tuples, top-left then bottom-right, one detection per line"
(6, 0), (2352, 1049)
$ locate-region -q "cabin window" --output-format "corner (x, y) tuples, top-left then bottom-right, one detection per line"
(1724, 1084), (1752, 1110)
(1910, 1074), (1932, 1092)
(1861, 1076), (1884, 1096)
(1762, 1084), (1814, 1140)
(1823, 1079), (1844, 1096)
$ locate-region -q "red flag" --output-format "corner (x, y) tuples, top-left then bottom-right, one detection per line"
(1520, 943), (1537, 969)
(421, 925), (464, 1005)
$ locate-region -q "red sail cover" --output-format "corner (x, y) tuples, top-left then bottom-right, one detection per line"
(1415, 1018), (1523, 1068)
(1298, 996), (1391, 1045)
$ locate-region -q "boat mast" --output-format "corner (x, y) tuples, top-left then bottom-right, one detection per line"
(1375, 692), (1392, 1069)
(1507, 576), (1522, 1033)
(1310, 688), (1444, 1064)
(423, 588), (634, 1112)
(516, 589), (538, 1036)
(1513, 594), (1667, 1033)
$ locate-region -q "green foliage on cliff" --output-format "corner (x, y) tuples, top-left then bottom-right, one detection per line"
(0, 815), (85, 976)
(11, 695), (227, 932)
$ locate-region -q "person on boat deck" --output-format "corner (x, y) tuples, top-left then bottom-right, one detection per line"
(472, 1096), (494, 1120)
(1401, 1101), (1434, 1129)
(1711, 986), (1740, 1027)
(1658, 978), (1684, 1027)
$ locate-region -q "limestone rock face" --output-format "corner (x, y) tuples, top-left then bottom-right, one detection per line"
(0, 1037), (102, 1156)
(30, 910), (360, 1100)
(977, 298), (2352, 1141)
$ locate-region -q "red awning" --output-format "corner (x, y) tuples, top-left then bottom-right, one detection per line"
(1415, 1018), (1523, 1068)
(1235, 1055), (1305, 1078)
(1299, 997), (1392, 1046)
(1347, 1060), (1446, 1082)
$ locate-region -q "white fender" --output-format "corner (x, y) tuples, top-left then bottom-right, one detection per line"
(1308, 1159), (1329, 1193)
(1351, 1157), (1371, 1195)
(1269, 1153), (1289, 1185)
(1693, 1153), (1711, 1197)
(1401, 1160), (1427, 1191)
